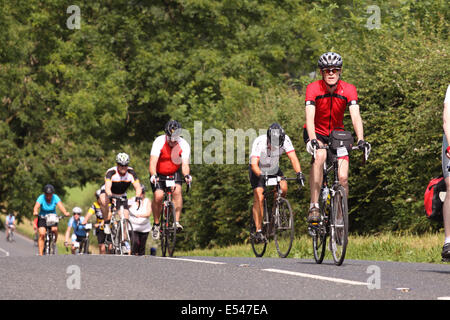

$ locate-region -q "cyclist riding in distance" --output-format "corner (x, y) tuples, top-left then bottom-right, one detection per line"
(64, 207), (87, 254)
(98, 153), (142, 232)
(32, 184), (70, 256)
(249, 123), (306, 243)
(149, 120), (192, 240)
(82, 189), (111, 254)
(303, 52), (370, 223)
(5, 213), (16, 240)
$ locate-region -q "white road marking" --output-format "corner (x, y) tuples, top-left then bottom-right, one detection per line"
(0, 247), (10, 257)
(263, 268), (368, 286)
(156, 257), (226, 265)
(437, 297), (450, 300)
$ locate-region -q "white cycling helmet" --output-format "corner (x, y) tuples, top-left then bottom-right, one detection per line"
(72, 207), (82, 215)
(116, 152), (130, 166)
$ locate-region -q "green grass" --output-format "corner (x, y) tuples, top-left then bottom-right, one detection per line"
(178, 232), (446, 264)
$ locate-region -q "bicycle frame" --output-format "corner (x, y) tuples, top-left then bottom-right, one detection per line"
(110, 195), (130, 254)
(41, 215), (64, 255)
(157, 176), (190, 257)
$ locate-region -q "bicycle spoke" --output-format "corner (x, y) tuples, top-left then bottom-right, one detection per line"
(330, 186), (348, 266)
(249, 207), (267, 258)
(166, 202), (177, 257)
(274, 198), (294, 258)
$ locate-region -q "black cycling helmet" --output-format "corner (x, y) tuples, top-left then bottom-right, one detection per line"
(43, 184), (55, 194)
(318, 52), (343, 69)
(267, 123), (285, 147)
(164, 120), (182, 137)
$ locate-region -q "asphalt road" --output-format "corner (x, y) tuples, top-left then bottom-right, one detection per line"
(0, 229), (37, 257)
(1, 231), (450, 302)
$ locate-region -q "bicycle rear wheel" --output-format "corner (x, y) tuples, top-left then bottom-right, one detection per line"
(50, 234), (57, 255)
(250, 207), (267, 258)
(330, 185), (348, 266)
(110, 221), (121, 254)
(161, 202), (177, 257)
(274, 198), (294, 258)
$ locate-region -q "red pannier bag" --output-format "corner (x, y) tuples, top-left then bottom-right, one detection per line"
(424, 175), (446, 221)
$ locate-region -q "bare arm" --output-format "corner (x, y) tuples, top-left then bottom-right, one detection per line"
(133, 180), (142, 198)
(286, 151), (302, 173)
(349, 104), (364, 142)
(443, 100), (450, 158)
(250, 157), (262, 177)
(305, 104), (317, 141)
(33, 202), (40, 216)
(104, 178), (113, 197)
(149, 155), (159, 177)
(181, 161), (190, 177)
(56, 201), (70, 217)
(65, 225), (72, 243)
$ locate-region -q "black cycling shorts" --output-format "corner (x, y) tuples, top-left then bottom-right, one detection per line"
(248, 165), (283, 190)
(37, 216), (58, 228)
(96, 229), (106, 244)
(151, 171), (183, 193)
(303, 127), (330, 145)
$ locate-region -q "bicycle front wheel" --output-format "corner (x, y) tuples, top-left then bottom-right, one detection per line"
(312, 193), (328, 264)
(273, 198), (294, 258)
(250, 207), (267, 258)
(118, 219), (134, 255)
(161, 202), (177, 257)
(110, 221), (121, 254)
(50, 234), (57, 255)
(330, 185), (349, 266)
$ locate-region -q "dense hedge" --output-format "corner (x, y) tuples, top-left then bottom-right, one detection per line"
(0, 0), (448, 248)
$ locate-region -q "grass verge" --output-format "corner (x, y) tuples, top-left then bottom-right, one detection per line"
(178, 232), (446, 264)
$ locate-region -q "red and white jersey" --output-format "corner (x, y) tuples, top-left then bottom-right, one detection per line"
(303, 79), (358, 137)
(150, 135), (191, 175)
(249, 134), (295, 169)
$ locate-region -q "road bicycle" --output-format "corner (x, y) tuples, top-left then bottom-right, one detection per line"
(309, 141), (369, 266)
(73, 223), (93, 254)
(6, 225), (15, 242)
(155, 176), (190, 257)
(109, 195), (134, 255)
(250, 174), (300, 258)
(43, 214), (65, 255)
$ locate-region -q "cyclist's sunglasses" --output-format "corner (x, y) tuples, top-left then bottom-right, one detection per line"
(322, 68), (341, 74)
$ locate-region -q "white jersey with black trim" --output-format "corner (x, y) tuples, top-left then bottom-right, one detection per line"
(249, 135), (295, 173)
(104, 166), (139, 195)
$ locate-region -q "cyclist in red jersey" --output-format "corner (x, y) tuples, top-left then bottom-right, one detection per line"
(304, 52), (370, 223)
(149, 120), (192, 240)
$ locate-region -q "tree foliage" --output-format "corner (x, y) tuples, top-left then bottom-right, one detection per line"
(0, 0), (448, 248)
